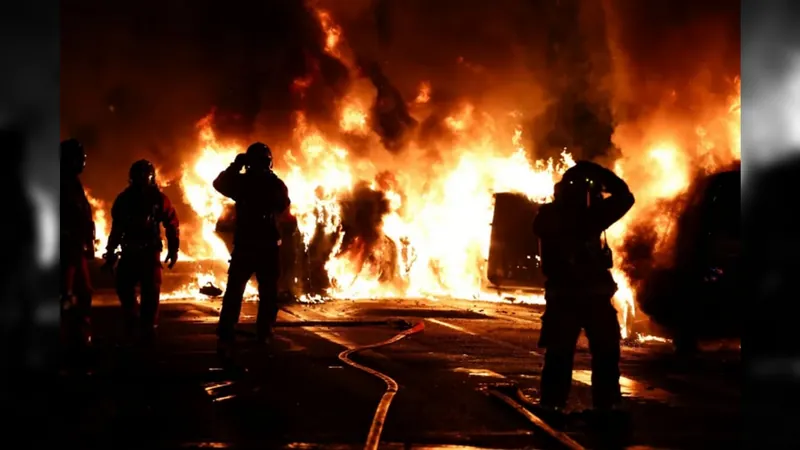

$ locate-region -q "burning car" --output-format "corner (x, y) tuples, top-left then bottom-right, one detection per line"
(487, 192), (546, 293)
(638, 167), (741, 352)
(215, 197), (400, 301)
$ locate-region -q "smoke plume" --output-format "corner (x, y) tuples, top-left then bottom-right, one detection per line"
(337, 181), (392, 261)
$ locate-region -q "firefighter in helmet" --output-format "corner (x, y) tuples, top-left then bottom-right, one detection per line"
(213, 142), (291, 355)
(533, 161), (635, 423)
(103, 159), (180, 345)
(60, 138), (95, 352)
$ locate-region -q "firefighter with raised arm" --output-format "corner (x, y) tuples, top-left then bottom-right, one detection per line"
(213, 142), (290, 355)
(102, 160), (180, 346)
(60, 139), (95, 353)
(533, 161), (635, 426)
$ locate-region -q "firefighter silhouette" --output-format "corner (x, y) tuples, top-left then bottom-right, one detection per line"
(534, 161), (634, 418)
(212, 142), (291, 354)
(103, 159), (180, 345)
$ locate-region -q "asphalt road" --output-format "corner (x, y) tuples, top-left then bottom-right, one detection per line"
(57, 294), (741, 449)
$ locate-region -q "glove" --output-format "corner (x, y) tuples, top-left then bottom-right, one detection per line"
(233, 153), (249, 170)
(164, 251), (178, 269)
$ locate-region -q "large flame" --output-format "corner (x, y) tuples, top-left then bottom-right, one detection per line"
(177, 107), (573, 302)
(86, 9), (740, 341)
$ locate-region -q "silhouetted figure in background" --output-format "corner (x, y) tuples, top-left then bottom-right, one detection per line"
(0, 126), (39, 375)
(103, 160), (180, 346)
(533, 161), (634, 425)
(213, 142), (290, 355)
(60, 139), (95, 358)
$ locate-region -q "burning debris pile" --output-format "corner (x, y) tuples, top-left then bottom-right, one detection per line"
(330, 182), (398, 288)
(76, 0), (740, 339)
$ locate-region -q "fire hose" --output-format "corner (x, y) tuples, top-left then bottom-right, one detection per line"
(338, 321), (425, 450)
(193, 299), (422, 450)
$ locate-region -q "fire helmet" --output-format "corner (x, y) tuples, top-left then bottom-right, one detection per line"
(245, 142), (273, 170)
(129, 159), (157, 187)
(60, 139), (86, 175)
(554, 164), (603, 206)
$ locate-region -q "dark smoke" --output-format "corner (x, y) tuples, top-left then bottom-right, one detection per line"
(618, 195), (689, 287)
(294, 52), (351, 133)
(337, 181), (391, 259)
(323, 0), (738, 161)
(336, 181), (403, 288)
(62, 0), (740, 179)
(359, 60), (418, 153)
(619, 192), (693, 335)
(62, 0), (341, 206)
(618, 224), (660, 285)
(63, 0), (740, 161)
(599, 0), (739, 136)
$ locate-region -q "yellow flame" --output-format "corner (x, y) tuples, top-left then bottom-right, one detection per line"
(85, 190), (108, 255)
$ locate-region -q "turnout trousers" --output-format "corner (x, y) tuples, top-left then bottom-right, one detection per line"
(538, 292), (622, 410)
(217, 244), (281, 342)
(115, 250), (163, 339)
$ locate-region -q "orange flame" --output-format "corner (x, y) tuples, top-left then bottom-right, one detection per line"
(415, 82), (431, 104)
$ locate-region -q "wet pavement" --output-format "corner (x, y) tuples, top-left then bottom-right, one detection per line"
(58, 294), (740, 449)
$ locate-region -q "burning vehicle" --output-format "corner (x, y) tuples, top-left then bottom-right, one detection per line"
(214, 183), (404, 302)
(487, 193), (546, 293)
(637, 166), (741, 352)
(215, 189), (546, 301)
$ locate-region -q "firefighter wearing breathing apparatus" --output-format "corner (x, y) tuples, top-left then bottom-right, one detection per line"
(533, 160), (635, 421)
(103, 159), (180, 346)
(213, 142), (291, 355)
